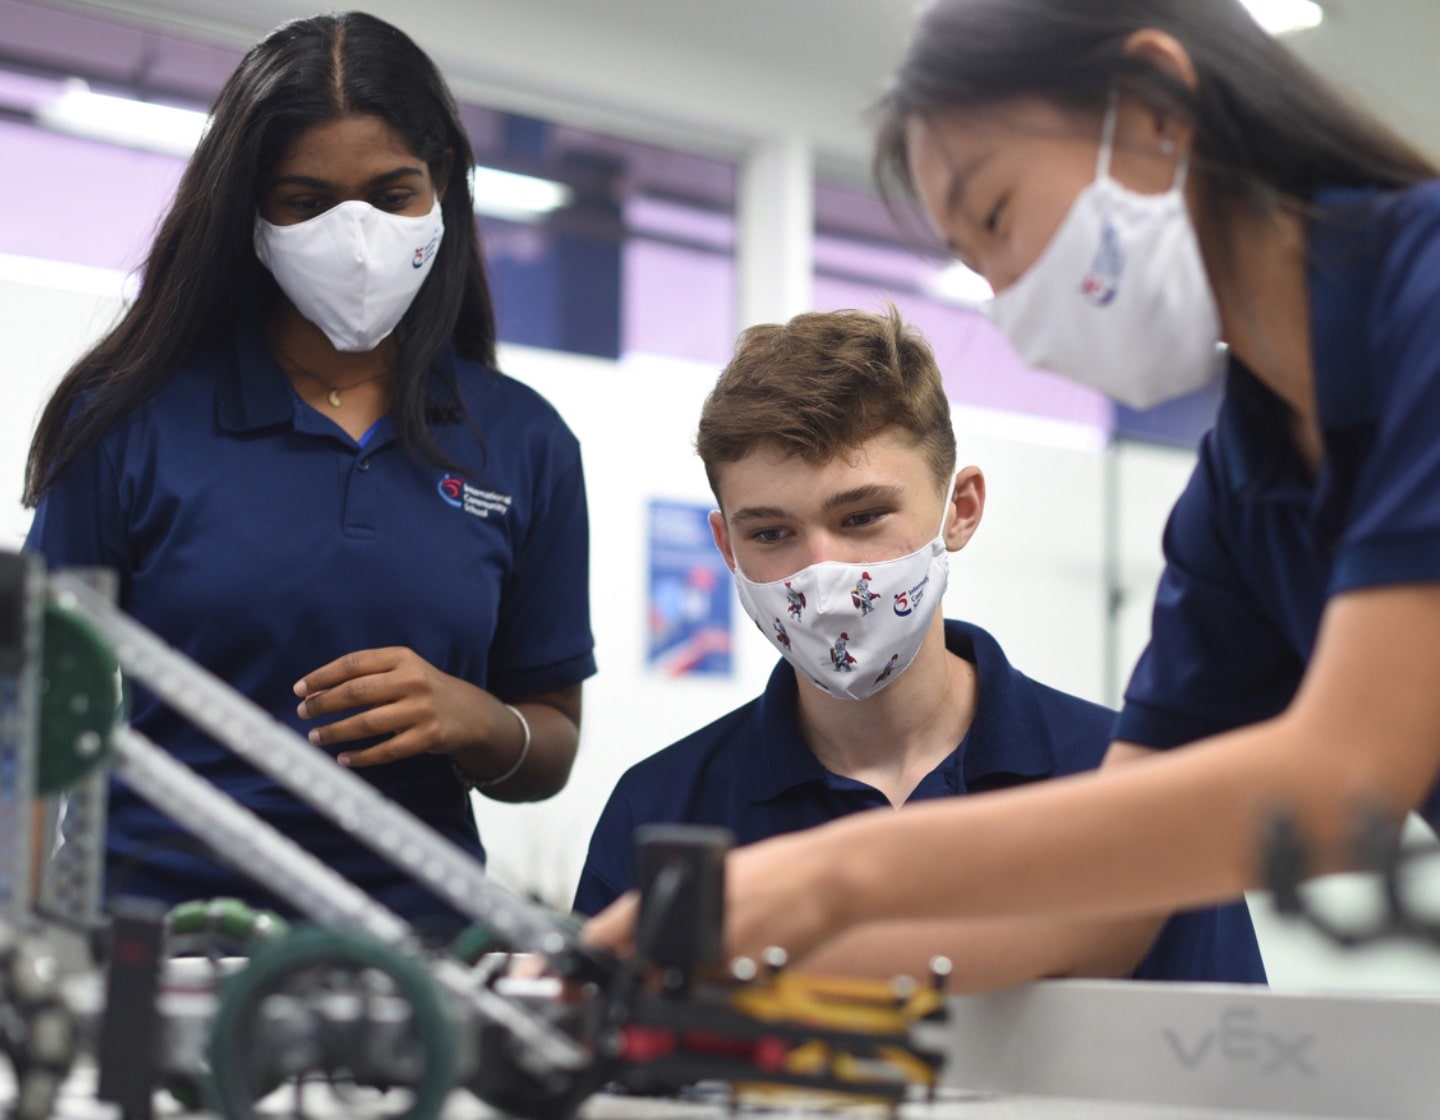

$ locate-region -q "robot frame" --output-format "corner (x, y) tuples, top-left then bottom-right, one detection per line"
(0, 551), (949, 1120)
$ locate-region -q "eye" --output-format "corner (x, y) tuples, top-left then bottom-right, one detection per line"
(376, 189), (418, 210)
(278, 194), (330, 218)
(751, 527), (789, 545)
(844, 510), (888, 529)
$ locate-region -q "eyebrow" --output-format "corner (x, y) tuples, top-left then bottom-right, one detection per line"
(729, 483), (905, 525)
(269, 166), (426, 191)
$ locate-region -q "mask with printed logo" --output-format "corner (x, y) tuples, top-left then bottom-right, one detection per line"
(732, 484), (953, 701)
(983, 96), (1222, 410)
(254, 197), (444, 352)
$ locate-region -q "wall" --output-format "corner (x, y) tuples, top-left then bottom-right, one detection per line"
(9, 271), (1440, 992)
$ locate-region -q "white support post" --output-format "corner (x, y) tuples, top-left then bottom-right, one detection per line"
(736, 135), (814, 332)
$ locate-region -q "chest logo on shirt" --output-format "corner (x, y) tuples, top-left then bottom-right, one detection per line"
(437, 474), (513, 519)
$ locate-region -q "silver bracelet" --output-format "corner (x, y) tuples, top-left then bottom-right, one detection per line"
(476, 704), (532, 790)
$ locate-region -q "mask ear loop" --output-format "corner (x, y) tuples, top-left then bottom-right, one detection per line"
(1171, 137), (1191, 195)
(1101, 88), (1192, 194)
(1096, 88), (1120, 181)
(935, 474), (961, 543)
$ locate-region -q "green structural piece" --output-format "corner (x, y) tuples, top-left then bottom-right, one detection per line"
(38, 602), (123, 796)
(448, 922), (506, 965)
(166, 898), (291, 954)
(164, 899), (291, 1109)
(207, 928), (457, 1120)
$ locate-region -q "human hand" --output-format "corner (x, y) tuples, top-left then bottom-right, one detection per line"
(583, 827), (851, 963)
(294, 646), (492, 767)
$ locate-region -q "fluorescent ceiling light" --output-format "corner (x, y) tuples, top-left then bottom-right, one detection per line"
(35, 80), (207, 158)
(930, 262), (993, 306)
(470, 166), (573, 222)
(0, 252), (138, 300)
(1239, 0), (1323, 34)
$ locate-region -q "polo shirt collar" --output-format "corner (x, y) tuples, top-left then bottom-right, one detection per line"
(1214, 186), (1385, 533)
(741, 619), (1061, 803)
(949, 620), (1062, 788)
(1306, 186), (1384, 431)
(215, 321), (470, 435)
(216, 319), (295, 434)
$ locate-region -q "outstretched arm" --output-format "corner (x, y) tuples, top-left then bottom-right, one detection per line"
(589, 584), (1440, 961)
(795, 742), (1170, 987)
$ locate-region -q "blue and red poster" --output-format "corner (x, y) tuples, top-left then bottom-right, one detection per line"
(647, 500), (732, 677)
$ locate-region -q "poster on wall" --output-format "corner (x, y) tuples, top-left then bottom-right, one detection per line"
(647, 499), (732, 677)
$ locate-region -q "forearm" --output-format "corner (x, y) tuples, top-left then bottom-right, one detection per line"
(454, 699), (577, 802)
(596, 589), (1440, 962)
(819, 702), (1414, 935)
(795, 912), (1165, 991)
(452, 682), (582, 802)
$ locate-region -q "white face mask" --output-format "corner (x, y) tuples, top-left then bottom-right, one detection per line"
(984, 97), (1223, 410)
(732, 483), (954, 701)
(254, 197), (445, 353)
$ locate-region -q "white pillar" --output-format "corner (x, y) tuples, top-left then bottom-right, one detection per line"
(736, 135), (814, 331)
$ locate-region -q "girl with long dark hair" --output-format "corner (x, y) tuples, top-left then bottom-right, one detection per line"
(26, 12), (595, 931)
(589, 0), (1440, 975)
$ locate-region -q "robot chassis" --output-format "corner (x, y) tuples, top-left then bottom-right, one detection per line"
(0, 551), (950, 1120)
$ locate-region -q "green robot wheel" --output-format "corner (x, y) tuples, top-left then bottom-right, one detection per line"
(38, 601), (123, 796)
(207, 928), (456, 1120)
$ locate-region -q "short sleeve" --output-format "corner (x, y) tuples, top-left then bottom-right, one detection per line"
(1330, 189), (1440, 593)
(23, 437), (130, 580)
(572, 785), (636, 916)
(486, 421), (596, 698)
(1114, 443), (1305, 750)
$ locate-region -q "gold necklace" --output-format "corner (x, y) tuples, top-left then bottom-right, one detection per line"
(275, 347), (391, 408)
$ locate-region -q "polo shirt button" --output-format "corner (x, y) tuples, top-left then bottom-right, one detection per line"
(358, 459), (370, 472)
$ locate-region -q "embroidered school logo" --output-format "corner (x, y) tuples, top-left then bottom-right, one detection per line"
(437, 474), (513, 519)
(893, 574), (931, 617)
(413, 231), (440, 269)
(1079, 220), (1124, 307)
(438, 475), (465, 507)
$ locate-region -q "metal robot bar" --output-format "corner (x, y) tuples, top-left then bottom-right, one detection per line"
(49, 575), (572, 956)
(0, 552), (43, 924)
(110, 725), (586, 1072)
(111, 727), (410, 943)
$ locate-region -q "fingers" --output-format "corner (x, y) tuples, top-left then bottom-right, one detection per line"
(581, 892), (639, 954)
(335, 731), (430, 768)
(293, 646), (480, 767)
(297, 672), (394, 721)
(293, 647), (409, 699)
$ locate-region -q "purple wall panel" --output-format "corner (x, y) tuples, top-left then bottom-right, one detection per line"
(0, 119), (184, 273)
(621, 238), (735, 367)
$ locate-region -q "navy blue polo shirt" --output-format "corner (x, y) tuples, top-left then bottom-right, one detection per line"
(1116, 182), (1440, 823)
(575, 620), (1264, 984)
(27, 321), (596, 927)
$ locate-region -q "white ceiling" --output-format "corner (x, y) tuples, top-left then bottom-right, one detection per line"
(22, 0), (1440, 182)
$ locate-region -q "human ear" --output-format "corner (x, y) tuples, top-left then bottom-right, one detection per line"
(709, 509), (738, 573)
(944, 466), (985, 552)
(1121, 29), (1199, 155)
